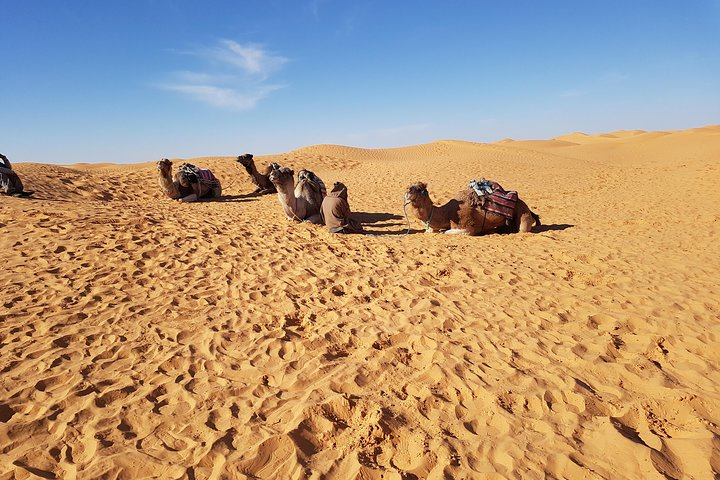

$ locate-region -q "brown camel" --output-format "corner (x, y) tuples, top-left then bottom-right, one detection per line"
(268, 166), (325, 223)
(405, 182), (540, 235)
(236, 153), (278, 195)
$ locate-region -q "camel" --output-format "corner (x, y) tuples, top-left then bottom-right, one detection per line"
(405, 181), (540, 235)
(236, 153), (278, 195)
(1, 153), (33, 197)
(268, 166), (325, 223)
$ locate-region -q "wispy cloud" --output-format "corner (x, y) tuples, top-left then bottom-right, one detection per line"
(162, 84), (284, 110)
(159, 40), (289, 110)
(206, 40), (289, 80)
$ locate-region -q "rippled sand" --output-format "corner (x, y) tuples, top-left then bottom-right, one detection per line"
(1, 126), (719, 479)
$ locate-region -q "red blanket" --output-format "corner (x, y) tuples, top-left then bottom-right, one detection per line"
(470, 179), (517, 220)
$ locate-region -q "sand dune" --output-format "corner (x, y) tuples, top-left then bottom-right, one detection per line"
(2, 126), (719, 479)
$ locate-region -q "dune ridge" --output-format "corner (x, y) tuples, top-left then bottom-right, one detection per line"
(1, 126), (719, 479)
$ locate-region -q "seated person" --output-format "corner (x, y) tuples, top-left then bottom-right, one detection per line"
(320, 182), (364, 234)
(0, 154), (33, 197)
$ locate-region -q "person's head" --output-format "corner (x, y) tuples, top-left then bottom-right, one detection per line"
(331, 182), (348, 199)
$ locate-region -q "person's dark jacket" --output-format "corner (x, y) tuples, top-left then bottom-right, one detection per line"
(320, 182), (363, 234)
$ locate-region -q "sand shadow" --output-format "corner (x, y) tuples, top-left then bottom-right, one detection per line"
(535, 223), (574, 233)
(354, 212), (404, 226)
(232, 190), (277, 198)
(353, 211), (414, 235)
(363, 228), (421, 236)
(213, 195), (259, 203)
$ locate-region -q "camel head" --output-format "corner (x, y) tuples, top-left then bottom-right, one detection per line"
(405, 182), (432, 208)
(268, 166), (294, 188)
(236, 153), (254, 167)
(157, 158), (173, 175)
(236, 153), (255, 177)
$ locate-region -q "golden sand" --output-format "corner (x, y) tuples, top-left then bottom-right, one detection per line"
(1, 126), (719, 479)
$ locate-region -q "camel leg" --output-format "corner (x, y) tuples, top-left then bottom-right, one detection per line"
(179, 193), (199, 202)
(444, 228), (469, 235)
(517, 212), (534, 233)
(304, 213), (323, 225)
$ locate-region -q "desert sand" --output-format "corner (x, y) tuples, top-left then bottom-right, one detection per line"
(1, 126), (719, 479)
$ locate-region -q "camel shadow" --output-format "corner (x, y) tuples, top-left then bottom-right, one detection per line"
(354, 212), (404, 226)
(352, 211), (416, 236)
(535, 223), (574, 233)
(363, 228), (420, 236)
(354, 211), (410, 235)
(213, 195), (259, 203)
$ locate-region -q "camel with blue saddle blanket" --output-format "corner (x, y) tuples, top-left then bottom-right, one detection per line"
(404, 179), (540, 235)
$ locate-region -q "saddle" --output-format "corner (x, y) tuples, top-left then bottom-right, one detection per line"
(468, 178), (518, 221)
(298, 169), (327, 197)
(179, 163), (218, 186)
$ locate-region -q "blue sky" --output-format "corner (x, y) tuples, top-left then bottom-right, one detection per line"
(2, 1), (719, 164)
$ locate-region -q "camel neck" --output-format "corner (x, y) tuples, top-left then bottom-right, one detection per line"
(412, 202), (435, 229)
(424, 206), (435, 231)
(276, 184), (299, 216)
(245, 161), (258, 176)
(159, 171), (176, 192)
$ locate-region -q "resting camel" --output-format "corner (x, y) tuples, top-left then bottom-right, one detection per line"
(268, 166), (325, 223)
(405, 182), (540, 235)
(236, 153), (278, 195)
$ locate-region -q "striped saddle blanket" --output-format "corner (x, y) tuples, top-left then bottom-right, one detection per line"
(469, 179), (518, 220)
(179, 163), (218, 185)
(196, 168), (217, 183)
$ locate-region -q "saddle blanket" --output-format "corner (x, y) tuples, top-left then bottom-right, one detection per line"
(180, 163), (218, 185)
(197, 168), (216, 183)
(469, 179), (518, 220)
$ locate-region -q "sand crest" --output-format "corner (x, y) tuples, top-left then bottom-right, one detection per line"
(2, 126), (719, 479)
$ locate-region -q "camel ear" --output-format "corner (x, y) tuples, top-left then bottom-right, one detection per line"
(410, 182), (428, 195)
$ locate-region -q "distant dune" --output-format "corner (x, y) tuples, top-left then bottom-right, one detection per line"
(2, 126), (719, 479)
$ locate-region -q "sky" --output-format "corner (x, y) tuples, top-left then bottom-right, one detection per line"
(1, 0), (719, 164)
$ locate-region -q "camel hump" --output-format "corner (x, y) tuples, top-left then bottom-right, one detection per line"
(468, 178), (517, 220)
(262, 162), (281, 176)
(298, 170), (326, 197)
(179, 163), (200, 182)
